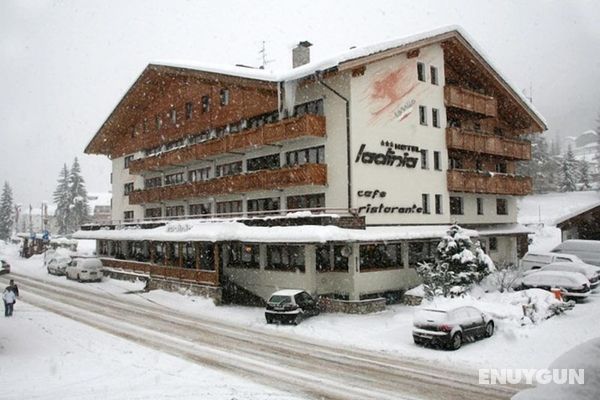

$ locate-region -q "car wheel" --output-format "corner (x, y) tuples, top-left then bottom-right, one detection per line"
(449, 332), (462, 350)
(293, 314), (302, 325)
(77, 274), (81, 282)
(484, 322), (494, 338)
(265, 316), (273, 324)
(47, 268), (51, 274)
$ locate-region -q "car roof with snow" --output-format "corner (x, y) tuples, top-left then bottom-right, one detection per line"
(523, 270), (590, 286)
(541, 262), (600, 276)
(523, 252), (580, 261)
(269, 289), (305, 297)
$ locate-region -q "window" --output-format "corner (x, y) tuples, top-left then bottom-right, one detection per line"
(496, 198), (508, 215)
(123, 211), (134, 222)
(189, 167), (211, 182)
(433, 151), (441, 171)
(128, 241), (148, 262)
(477, 198), (484, 215)
(408, 241), (436, 267)
(123, 182), (134, 195)
(98, 240), (109, 256)
(185, 102), (193, 119)
(124, 155), (134, 169)
(294, 99), (324, 117)
(287, 193), (325, 210)
(285, 146), (325, 166)
(198, 243), (215, 270)
(216, 161), (243, 177)
(419, 105), (427, 126)
(432, 108), (440, 128)
(155, 115), (162, 130)
(143, 118), (148, 133)
(224, 243), (260, 269)
(216, 200), (242, 216)
(449, 157), (463, 169)
(422, 194), (430, 214)
(359, 243), (403, 271)
(165, 205), (185, 217)
(420, 150), (428, 169)
(189, 203), (211, 217)
(430, 66), (438, 85)
(266, 245), (305, 272)
(489, 237), (498, 251)
(144, 176), (162, 189)
(145, 207), (162, 219)
(201, 95), (210, 113)
(315, 244), (349, 272)
(247, 197), (280, 215)
(496, 162), (507, 173)
(164, 172), (184, 186)
(182, 242), (196, 268)
(476, 159), (483, 171)
(170, 109), (177, 124)
(417, 62), (426, 82)
(219, 89), (230, 106)
(435, 194), (443, 214)
(246, 154), (280, 172)
(450, 196), (463, 215)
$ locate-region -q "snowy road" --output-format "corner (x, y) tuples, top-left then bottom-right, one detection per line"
(5, 273), (519, 400)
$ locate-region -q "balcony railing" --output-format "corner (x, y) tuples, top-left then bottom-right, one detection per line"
(445, 85), (497, 118)
(446, 127), (531, 160)
(101, 258), (219, 286)
(447, 170), (532, 196)
(129, 163), (327, 205)
(128, 114), (326, 174)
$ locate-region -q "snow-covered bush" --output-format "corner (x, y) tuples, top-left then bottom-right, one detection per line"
(481, 262), (523, 293)
(417, 225), (495, 299)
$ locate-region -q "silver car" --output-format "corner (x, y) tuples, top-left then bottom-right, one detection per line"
(65, 258), (103, 282)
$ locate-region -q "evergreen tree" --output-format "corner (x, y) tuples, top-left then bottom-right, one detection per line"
(560, 146), (578, 192)
(518, 134), (560, 193)
(53, 164), (71, 234)
(69, 157), (89, 231)
(0, 182), (14, 241)
(416, 225), (495, 299)
(579, 160), (592, 191)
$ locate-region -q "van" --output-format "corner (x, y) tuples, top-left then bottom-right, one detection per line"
(520, 252), (586, 271)
(551, 240), (600, 267)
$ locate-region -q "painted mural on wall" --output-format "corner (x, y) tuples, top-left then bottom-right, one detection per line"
(365, 63), (419, 124)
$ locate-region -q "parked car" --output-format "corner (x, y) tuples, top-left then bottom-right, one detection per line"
(265, 289), (320, 325)
(0, 259), (10, 275)
(47, 253), (72, 276)
(65, 258), (103, 282)
(525, 262), (600, 290)
(520, 251), (588, 271)
(551, 240), (600, 267)
(413, 306), (494, 350)
(518, 270), (591, 301)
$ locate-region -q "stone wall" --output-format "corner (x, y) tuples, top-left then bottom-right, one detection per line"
(318, 296), (386, 314)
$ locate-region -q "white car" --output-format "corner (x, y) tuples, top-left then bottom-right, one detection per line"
(520, 251), (588, 271)
(45, 248), (73, 276)
(551, 240), (600, 267)
(519, 270), (591, 301)
(65, 258), (103, 282)
(524, 262), (600, 290)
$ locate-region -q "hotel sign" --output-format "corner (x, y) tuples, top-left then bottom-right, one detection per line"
(355, 140), (421, 168)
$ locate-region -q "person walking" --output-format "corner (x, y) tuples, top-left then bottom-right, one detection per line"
(3, 286), (16, 317)
(8, 279), (19, 297)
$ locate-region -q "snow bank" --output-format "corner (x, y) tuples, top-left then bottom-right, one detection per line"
(512, 337), (600, 400)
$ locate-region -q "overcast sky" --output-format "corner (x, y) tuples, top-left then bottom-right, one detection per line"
(1, 0), (599, 207)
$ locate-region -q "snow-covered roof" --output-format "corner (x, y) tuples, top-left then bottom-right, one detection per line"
(87, 192), (112, 208)
(475, 223), (534, 236)
(518, 191), (600, 226)
(155, 25), (546, 128)
(74, 220), (477, 243)
(270, 289), (304, 297)
(555, 201), (600, 226)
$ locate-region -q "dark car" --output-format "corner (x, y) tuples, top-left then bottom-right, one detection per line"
(0, 259), (10, 275)
(265, 289), (320, 325)
(412, 306), (494, 350)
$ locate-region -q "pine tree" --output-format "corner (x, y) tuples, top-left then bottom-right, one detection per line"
(579, 160), (592, 191)
(560, 146), (578, 192)
(69, 157), (89, 231)
(416, 225), (495, 299)
(53, 164), (71, 235)
(0, 182), (14, 241)
(518, 134), (559, 193)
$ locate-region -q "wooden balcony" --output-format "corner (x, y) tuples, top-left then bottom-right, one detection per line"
(446, 128), (531, 160)
(101, 258), (219, 286)
(129, 163), (327, 204)
(447, 170), (532, 196)
(129, 114), (326, 174)
(444, 85), (497, 118)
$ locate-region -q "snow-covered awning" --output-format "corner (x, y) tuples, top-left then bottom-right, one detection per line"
(73, 220), (478, 244)
(475, 223), (533, 236)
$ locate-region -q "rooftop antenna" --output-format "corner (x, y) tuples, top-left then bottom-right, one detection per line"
(259, 41), (274, 69)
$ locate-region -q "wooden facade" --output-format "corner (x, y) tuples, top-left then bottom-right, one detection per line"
(446, 127), (531, 160)
(129, 114), (326, 174)
(447, 170), (532, 196)
(129, 163), (328, 205)
(444, 85), (498, 118)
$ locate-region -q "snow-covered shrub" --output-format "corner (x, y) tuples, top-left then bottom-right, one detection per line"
(417, 225), (495, 299)
(481, 262), (523, 293)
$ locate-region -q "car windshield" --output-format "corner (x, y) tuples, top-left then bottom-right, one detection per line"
(269, 295), (292, 305)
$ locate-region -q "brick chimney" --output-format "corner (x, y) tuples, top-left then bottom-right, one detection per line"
(292, 41), (312, 68)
